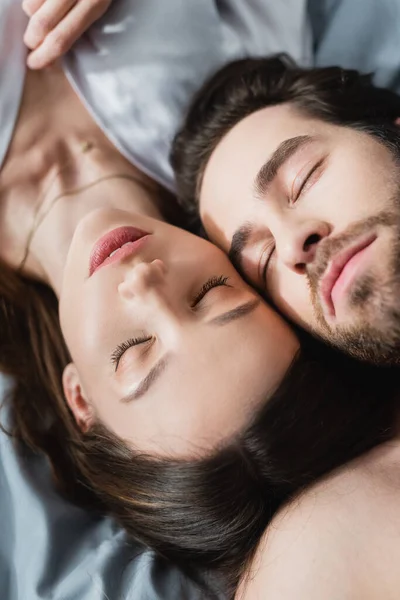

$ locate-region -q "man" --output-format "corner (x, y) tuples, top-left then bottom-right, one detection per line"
(172, 55), (400, 365)
(172, 51), (400, 600)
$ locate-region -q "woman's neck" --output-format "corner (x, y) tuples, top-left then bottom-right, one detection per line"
(33, 172), (164, 297)
(0, 64), (164, 296)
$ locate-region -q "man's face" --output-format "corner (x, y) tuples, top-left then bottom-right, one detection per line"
(200, 103), (400, 364)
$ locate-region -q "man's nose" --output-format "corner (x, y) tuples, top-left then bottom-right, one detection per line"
(118, 259), (168, 300)
(276, 220), (331, 274)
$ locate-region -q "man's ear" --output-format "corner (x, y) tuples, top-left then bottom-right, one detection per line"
(395, 117), (400, 126)
(62, 363), (95, 432)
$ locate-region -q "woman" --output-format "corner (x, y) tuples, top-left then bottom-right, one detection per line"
(1, 0), (300, 464)
(0, 2), (397, 598)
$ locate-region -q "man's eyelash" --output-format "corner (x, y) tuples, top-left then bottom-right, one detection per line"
(295, 158), (325, 200)
(261, 244), (275, 288)
(191, 275), (230, 307)
(111, 336), (152, 370)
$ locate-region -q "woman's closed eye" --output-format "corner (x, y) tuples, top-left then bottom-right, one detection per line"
(111, 275), (232, 371)
(190, 275), (231, 307)
(111, 335), (153, 371)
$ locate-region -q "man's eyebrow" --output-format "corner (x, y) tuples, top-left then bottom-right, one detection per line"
(209, 298), (261, 326)
(253, 135), (314, 199)
(228, 223), (253, 272)
(120, 355), (170, 403)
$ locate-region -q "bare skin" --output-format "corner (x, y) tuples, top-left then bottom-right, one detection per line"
(200, 104), (400, 364)
(238, 436), (400, 600)
(0, 64), (298, 457)
(0, 64), (161, 290)
(22, 0), (111, 70)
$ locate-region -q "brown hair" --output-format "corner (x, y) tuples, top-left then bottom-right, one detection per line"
(171, 54), (400, 225)
(0, 256), (398, 598)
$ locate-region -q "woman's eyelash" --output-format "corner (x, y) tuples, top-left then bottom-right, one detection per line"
(191, 275), (230, 307)
(111, 336), (152, 371)
(111, 276), (230, 369)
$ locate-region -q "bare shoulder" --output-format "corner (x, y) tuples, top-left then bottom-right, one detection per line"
(237, 441), (400, 600)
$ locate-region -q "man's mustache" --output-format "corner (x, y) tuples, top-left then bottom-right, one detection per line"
(306, 211), (398, 294)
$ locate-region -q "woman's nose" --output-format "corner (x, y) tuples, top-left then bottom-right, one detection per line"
(276, 220), (331, 274)
(118, 259), (168, 300)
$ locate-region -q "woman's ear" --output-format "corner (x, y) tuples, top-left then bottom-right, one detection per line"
(62, 363), (95, 432)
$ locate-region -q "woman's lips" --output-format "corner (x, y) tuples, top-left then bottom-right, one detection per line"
(89, 226), (151, 277)
(319, 235), (377, 319)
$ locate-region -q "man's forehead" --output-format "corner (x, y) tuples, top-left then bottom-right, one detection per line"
(200, 104), (312, 202)
(199, 106), (289, 241)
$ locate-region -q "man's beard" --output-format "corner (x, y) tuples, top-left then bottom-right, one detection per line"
(307, 211), (400, 365)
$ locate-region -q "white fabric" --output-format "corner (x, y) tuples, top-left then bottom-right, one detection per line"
(0, 0), (312, 190)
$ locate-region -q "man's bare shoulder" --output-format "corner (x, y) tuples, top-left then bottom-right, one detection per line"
(237, 441), (400, 600)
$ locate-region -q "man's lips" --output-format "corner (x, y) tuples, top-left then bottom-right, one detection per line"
(319, 234), (377, 318)
(89, 226), (151, 276)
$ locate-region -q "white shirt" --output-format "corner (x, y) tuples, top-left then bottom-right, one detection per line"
(0, 0), (312, 191)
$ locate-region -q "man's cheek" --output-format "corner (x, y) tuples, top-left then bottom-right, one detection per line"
(281, 274), (314, 327)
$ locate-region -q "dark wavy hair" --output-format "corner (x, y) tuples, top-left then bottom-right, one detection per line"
(0, 254), (398, 598)
(171, 54), (400, 225)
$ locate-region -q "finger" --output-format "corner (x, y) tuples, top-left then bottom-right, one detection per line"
(24, 0), (76, 50)
(27, 0), (110, 69)
(22, 0), (46, 18)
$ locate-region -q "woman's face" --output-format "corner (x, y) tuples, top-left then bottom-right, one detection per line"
(59, 209), (299, 457)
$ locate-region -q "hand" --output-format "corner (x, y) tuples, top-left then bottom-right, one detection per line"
(22, 0), (112, 70)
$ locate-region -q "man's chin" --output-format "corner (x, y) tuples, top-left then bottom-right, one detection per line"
(326, 317), (400, 366)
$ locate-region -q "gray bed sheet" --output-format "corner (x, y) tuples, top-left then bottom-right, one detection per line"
(310, 0), (400, 92)
(0, 376), (212, 600)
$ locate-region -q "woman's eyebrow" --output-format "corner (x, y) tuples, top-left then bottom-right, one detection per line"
(119, 300), (260, 403)
(209, 298), (261, 326)
(120, 354), (170, 403)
